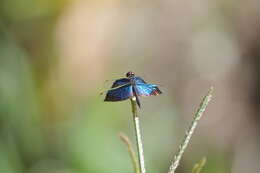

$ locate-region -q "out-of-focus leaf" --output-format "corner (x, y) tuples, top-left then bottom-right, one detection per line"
(191, 157), (207, 173)
(0, 0), (69, 21)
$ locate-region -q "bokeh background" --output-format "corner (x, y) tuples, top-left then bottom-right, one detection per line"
(1, 0), (260, 173)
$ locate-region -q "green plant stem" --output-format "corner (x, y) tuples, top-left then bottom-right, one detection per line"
(131, 97), (146, 173)
(168, 87), (213, 173)
(119, 133), (140, 173)
(191, 157), (207, 173)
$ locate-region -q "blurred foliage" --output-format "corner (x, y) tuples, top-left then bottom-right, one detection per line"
(191, 157), (206, 173)
(0, 0), (68, 21)
(0, 0), (241, 173)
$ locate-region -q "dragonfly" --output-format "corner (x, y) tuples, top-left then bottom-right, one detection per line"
(104, 71), (162, 108)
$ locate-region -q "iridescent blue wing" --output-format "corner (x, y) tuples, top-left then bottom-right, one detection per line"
(134, 77), (147, 84)
(135, 84), (162, 97)
(104, 84), (133, 101)
(111, 78), (130, 88)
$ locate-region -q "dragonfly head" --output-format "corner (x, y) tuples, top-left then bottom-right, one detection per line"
(126, 71), (135, 78)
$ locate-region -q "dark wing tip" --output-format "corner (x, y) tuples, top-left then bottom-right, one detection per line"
(104, 92), (117, 101)
(104, 94), (120, 102)
(152, 87), (162, 95)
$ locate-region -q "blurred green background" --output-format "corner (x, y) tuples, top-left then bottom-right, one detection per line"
(1, 0), (260, 173)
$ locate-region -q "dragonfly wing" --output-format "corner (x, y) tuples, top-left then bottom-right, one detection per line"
(134, 77), (147, 84)
(135, 84), (162, 97)
(132, 85), (141, 108)
(104, 84), (133, 101)
(111, 78), (130, 88)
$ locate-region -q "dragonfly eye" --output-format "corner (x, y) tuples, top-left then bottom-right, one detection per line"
(126, 71), (135, 78)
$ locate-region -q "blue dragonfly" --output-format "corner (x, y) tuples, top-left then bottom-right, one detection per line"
(104, 71), (162, 108)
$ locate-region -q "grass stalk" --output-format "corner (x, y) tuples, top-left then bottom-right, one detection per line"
(119, 133), (140, 173)
(168, 87), (213, 173)
(131, 97), (146, 173)
(191, 157), (207, 173)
